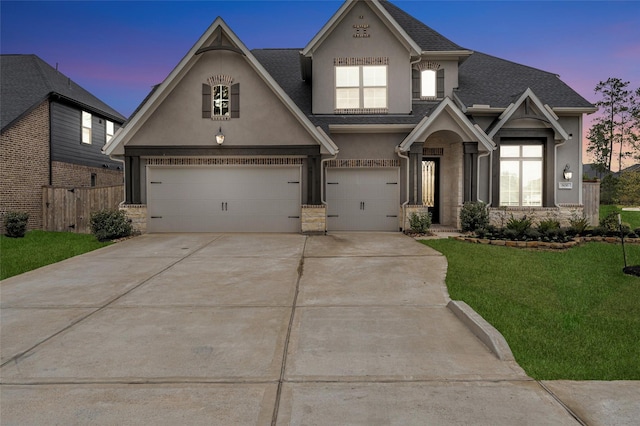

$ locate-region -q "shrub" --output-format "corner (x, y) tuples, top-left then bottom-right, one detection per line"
(537, 218), (561, 234)
(4, 211), (29, 238)
(600, 174), (619, 205)
(460, 201), (489, 233)
(599, 209), (621, 232)
(568, 214), (590, 236)
(409, 211), (432, 234)
(90, 209), (132, 242)
(506, 215), (533, 239)
(617, 171), (640, 205)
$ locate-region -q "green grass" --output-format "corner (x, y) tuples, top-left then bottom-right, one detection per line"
(600, 204), (640, 229)
(0, 231), (111, 280)
(422, 239), (640, 380)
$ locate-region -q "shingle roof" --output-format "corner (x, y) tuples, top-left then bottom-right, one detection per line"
(457, 52), (594, 109)
(378, 0), (465, 52)
(1, 54), (125, 132)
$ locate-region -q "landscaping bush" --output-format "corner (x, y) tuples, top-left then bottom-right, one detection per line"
(409, 211), (432, 234)
(599, 209), (621, 232)
(568, 214), (590, 236)
(3, 211), (29, 238)
(506, 215), (533, 239)
(90, 209), (132, 242)
(460, 201), (489, 233)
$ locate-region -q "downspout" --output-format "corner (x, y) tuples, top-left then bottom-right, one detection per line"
(321, 153), (338, 233)
(396, 146), (410, 232)
(554, 138), (567, 208)
(477, 150), (491, 205)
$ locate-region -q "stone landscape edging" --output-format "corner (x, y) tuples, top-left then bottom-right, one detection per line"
(453, 235), (640, 250)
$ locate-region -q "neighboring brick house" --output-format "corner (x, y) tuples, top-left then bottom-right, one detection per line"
(1, 54), (126, 230)
(106, 0), (596, 233)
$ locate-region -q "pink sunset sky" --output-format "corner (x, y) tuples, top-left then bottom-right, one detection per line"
(2, 1), (639, 170)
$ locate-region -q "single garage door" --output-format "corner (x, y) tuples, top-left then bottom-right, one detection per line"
(326, 168), (399, 231)
(147, 166), (301, 232)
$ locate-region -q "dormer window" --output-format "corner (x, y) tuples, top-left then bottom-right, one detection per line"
(334, 57), (388, 114)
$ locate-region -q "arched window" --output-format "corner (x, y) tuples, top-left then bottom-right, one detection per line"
(202, 75), (239, 119)
(421, 69), (437, 98)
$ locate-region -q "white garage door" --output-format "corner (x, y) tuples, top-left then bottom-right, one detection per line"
(326, 168), (399, 231)
(147, 166), (301, 232)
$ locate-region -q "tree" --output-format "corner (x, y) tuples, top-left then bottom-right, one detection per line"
(587, 78), (639, 173)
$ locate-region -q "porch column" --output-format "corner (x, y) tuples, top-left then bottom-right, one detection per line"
(463, 142), (478, 202)
(124, 155), (141, 204)
(409, 142), (424, 204)
(307, 154), (321, 205)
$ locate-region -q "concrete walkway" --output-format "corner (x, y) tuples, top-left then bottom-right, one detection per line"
(1, 233), (637, 425)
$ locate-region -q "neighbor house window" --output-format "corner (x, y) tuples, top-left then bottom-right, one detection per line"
(106, 120), (114, 143)
(82, 111), (92, 144)
(500, 145), (543, 206)
(335, 65), (387, 111)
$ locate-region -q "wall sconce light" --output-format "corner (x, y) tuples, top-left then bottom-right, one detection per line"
(563, 164), (573, 180)
(215, 127), (225, 145)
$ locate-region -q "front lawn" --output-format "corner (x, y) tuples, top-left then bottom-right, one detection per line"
(600, 204), (640, 230)
(421, 239), (640, 380)
(0, 231), (111, 280)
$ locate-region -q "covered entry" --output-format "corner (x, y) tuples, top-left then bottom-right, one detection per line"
(146, 166), (301, 232)
(326, 168), (399, 231)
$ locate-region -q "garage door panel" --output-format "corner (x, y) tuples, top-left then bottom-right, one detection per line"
(326, 168), (399, 231)
(147, 167), (300, 233)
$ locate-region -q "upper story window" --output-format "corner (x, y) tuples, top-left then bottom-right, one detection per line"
(499, 144), (543, 207)
(106, 120), (114, 143)
(413, 61), (444, 100)
(202, 75), (239, 120)
(334, 57), (388, 114)
(81, 111), (92, 144)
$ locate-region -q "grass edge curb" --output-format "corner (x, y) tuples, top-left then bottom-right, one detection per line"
(447, 300), (517, 362)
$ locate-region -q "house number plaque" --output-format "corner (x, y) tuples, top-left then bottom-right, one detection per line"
(558, 182), (573, 190)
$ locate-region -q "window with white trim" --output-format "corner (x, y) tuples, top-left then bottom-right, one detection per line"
(106, 120), (114, 143)
(81, 111), (92, 144)
(500, 145), (543, 206)
(335, 65), (387, 110)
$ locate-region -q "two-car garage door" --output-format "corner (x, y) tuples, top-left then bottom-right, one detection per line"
(147, 166), (301, 233)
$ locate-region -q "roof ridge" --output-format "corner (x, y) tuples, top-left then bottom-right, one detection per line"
(469, 50), (559, 77)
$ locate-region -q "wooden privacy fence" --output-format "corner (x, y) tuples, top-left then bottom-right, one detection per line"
(43, 185), (124, 233)
(582, 180), (601, 227)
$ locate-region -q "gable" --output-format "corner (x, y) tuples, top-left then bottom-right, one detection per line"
(105, 19), (337, 157)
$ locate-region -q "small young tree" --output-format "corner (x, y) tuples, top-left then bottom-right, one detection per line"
(587, 78), (639, 173)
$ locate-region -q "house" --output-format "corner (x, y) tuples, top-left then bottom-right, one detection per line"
(1, 54), (126, 230)
(105, 0), (596, 233)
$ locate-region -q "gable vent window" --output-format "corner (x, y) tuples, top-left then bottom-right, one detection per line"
(82, 111), (92, 144)
(202, 75), (239, 120)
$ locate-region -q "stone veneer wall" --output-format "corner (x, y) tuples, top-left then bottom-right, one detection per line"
(401, 205), (430, 231)
(488, 205), (584, 228)
(119, 203), (147, 234)
(301, 205), (326, 234)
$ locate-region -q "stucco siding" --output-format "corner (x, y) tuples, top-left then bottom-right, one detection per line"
(129, 51), (317, 148)
(311, 1), (412, 114)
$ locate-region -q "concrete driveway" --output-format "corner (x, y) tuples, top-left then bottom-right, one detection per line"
(0, 233), (637, 425)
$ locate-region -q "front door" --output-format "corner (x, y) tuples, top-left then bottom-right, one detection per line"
(422, 158), (440, 224)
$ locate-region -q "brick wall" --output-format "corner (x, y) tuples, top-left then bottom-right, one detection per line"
(0, 101), (50, 230)
(52, 161), (124, 187)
